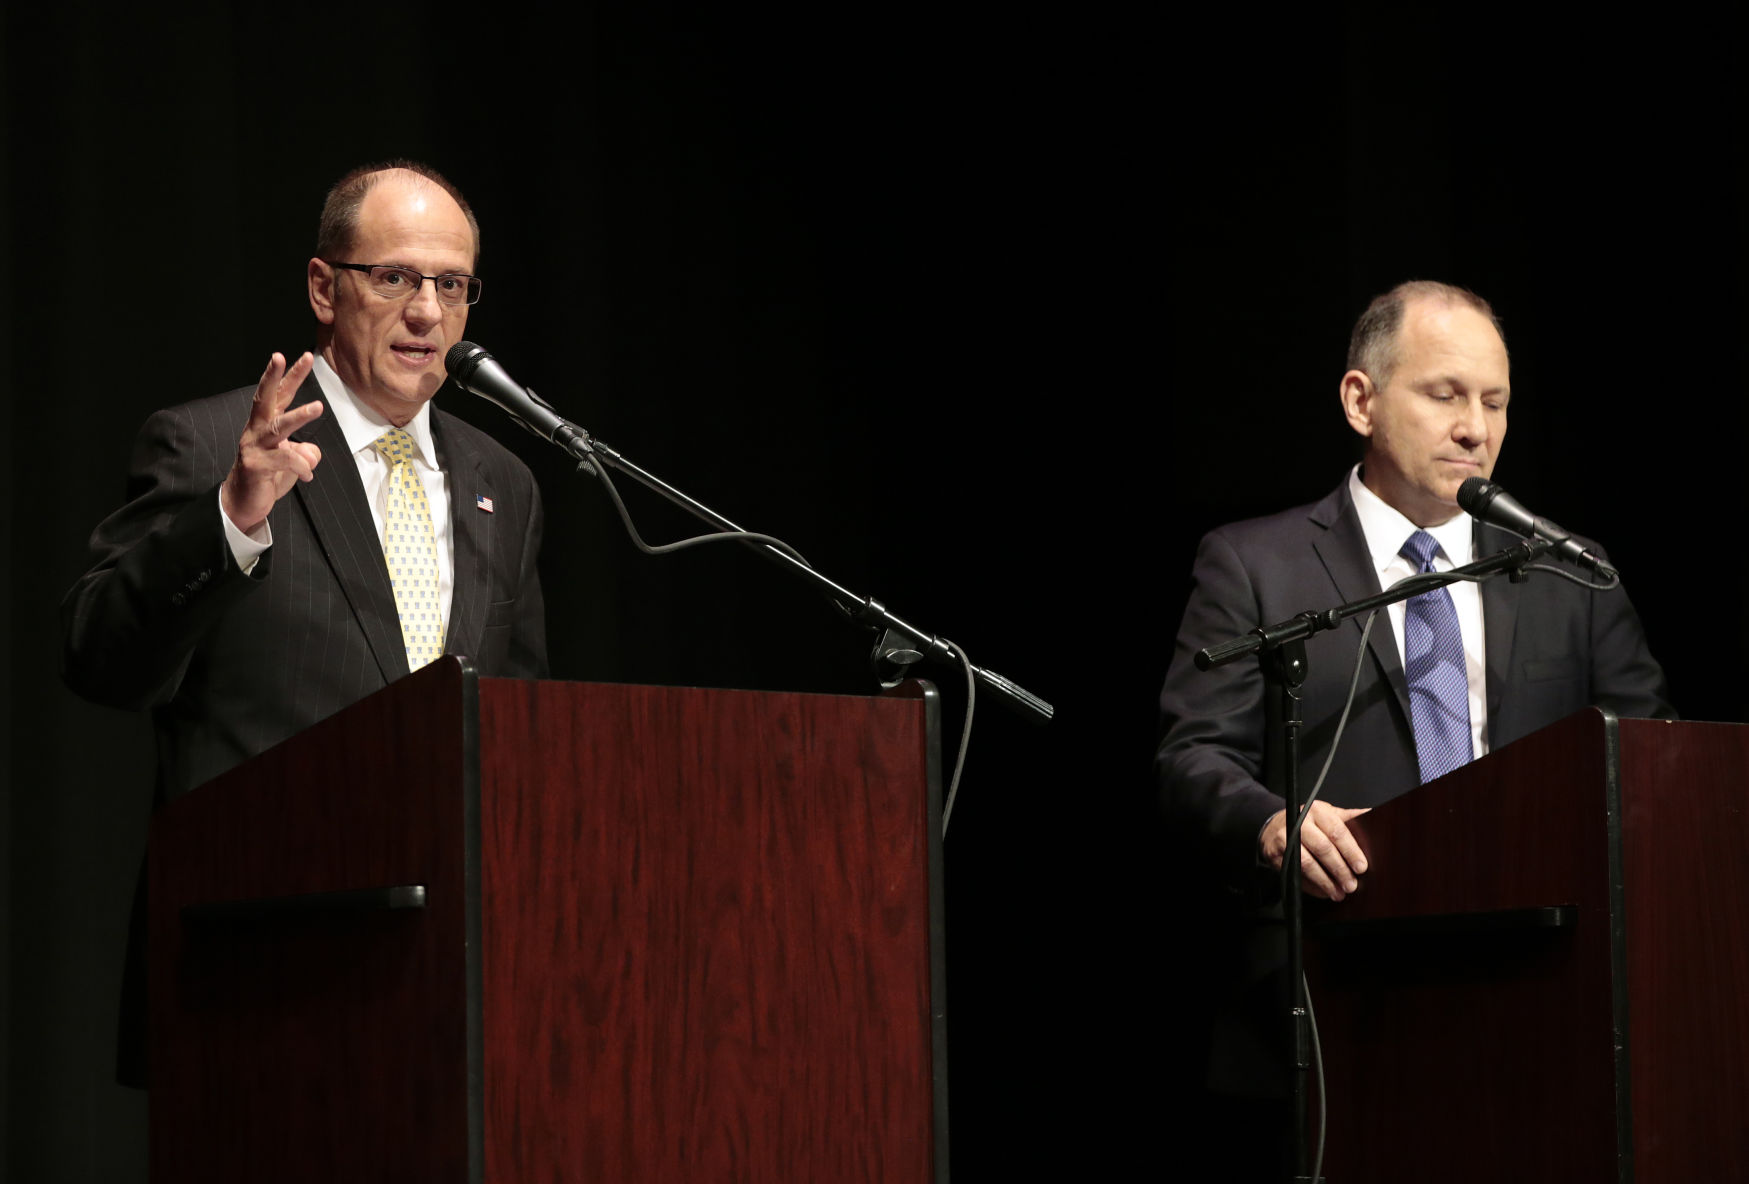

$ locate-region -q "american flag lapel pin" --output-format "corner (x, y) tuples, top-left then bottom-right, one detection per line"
(476, 494), (495, 513)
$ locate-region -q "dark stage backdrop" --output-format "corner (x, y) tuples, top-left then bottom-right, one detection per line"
(4, 4), (1744, 1180)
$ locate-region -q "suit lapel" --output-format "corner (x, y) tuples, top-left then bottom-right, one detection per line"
(1477, 522), (1521, 736)
(287, 377), (409, 684)
(434, 410), (491, 664)
(1309, 483), (1412, 721)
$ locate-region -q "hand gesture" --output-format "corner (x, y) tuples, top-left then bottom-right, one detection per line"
(220, 352), (324, 533)
(1260, 802), (1371, 901)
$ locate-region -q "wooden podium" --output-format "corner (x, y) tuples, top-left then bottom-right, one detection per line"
(1309, 709), (1749, 1182)
(147, 659), (947, 1182)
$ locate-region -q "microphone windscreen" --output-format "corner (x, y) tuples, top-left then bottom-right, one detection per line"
(1457, 476), (1494, 514)
(446, 340), (485, 378)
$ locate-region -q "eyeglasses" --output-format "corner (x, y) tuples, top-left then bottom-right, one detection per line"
(326, 261), (483, 307)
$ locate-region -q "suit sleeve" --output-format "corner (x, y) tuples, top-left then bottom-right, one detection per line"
(1156, 527), (1285, 887)
(1587, 568), (1676, 720)
(60, 400), (263, 710)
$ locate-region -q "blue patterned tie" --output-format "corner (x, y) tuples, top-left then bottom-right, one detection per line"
(1400, 530), (1472, 783)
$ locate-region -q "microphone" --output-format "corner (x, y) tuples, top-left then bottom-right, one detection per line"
(1457, 476), (1618, 580)
(445, 341), (592, 460)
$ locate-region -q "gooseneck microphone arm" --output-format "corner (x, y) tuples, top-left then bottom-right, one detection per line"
(444, 341), (1053, 725)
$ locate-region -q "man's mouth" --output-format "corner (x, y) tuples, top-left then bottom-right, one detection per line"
(392, 344), (438, 364)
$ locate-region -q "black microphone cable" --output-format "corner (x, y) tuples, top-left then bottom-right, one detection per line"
(448, 340), (982, 837)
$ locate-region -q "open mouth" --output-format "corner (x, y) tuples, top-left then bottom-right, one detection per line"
(392, 344), (437, 363)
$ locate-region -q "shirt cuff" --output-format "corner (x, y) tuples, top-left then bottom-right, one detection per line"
(219, 489), (272, 574)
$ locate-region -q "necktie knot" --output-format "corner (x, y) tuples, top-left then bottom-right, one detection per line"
(372, 428), (417, 466)
(1400, 529), (1442, 572)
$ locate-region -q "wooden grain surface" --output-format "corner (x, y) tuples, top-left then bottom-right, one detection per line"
(150, 667), (942, 1182)
(477, 678), (938, 1183)
(1619, 717), (1749, 1181)
(1308, 708), (1620, 1182)
(149, 659), (474, 1184)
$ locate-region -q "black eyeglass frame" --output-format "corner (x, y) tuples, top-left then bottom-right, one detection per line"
(325, 260), (484, 306)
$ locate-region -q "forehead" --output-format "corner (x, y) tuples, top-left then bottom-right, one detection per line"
(1394, 299), (1509, 384)
(352, 178), (476, 268)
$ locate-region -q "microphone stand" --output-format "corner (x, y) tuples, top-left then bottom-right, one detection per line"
(532, 416), (1054, 725)
(1195, 536), (1555, 1184)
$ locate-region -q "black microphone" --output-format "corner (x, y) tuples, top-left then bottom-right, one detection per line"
(445, 341), (592, 460)
(1457, 476), (1618, 580)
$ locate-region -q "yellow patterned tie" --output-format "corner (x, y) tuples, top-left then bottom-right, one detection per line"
(372, 428), (445, 670)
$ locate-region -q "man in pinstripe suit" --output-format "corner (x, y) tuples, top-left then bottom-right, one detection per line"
(62, 162), (548, 1084)
(64, 161), (548, 800)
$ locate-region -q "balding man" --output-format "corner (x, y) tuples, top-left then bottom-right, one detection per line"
(1154, 281), (1672, 1171)
(63, 163), (548, 1086)
(64, 160), (547, 801)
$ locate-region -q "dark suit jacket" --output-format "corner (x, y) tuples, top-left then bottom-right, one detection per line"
(63, 376), (548, 802)
(1157, 478), (1673, 891)
(1154, 479), (1674, 1102)
(62, 377), (550, 1088)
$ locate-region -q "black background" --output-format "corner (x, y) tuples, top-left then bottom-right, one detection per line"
(4, 3), (1744, 1179)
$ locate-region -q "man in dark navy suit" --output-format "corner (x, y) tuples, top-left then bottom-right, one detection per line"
(1155, 280), (1673, 1175)
(62, 161), (548, 1084)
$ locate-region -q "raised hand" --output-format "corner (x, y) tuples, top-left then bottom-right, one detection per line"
(220, 352), (324, 533)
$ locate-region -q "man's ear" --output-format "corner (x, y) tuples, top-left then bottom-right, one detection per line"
(308, 258), (337, 325)
(1339, 369), (1374, 438)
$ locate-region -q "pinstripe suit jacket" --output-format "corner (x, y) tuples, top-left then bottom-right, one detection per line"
(63, 375), (549, 801)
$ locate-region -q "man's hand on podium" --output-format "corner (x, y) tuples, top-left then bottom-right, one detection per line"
(1261, 802), (1370, 901)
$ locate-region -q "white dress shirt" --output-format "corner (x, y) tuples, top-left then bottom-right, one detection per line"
(1347, 465), (1489, 761)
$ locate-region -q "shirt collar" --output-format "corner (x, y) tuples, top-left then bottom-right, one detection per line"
(1347, 464), (1474, 574)
(311, 355), (438, 467)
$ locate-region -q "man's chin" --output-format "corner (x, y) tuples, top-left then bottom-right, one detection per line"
(1437, 463), (1488, 489)
(1399, 483), (1466, 528)
(1433, 469), (1481, 501)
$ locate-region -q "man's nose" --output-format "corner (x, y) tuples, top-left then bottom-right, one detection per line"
(403, 277), (445, 326)
(1453, 397), (1489, 446)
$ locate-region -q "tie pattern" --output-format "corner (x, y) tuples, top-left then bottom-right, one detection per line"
(1400, 530), (1471, 783)
(372, 428), (445, 670)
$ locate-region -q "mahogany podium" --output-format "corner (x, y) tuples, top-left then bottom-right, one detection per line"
(1309, 709), (1749, 1182)
(147, 658), (948, 1182)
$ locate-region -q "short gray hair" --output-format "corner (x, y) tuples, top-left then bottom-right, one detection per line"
(1346, 280), (1504, 389)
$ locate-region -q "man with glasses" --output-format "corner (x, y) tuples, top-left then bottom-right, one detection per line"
(62, 161), (548, 1083)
